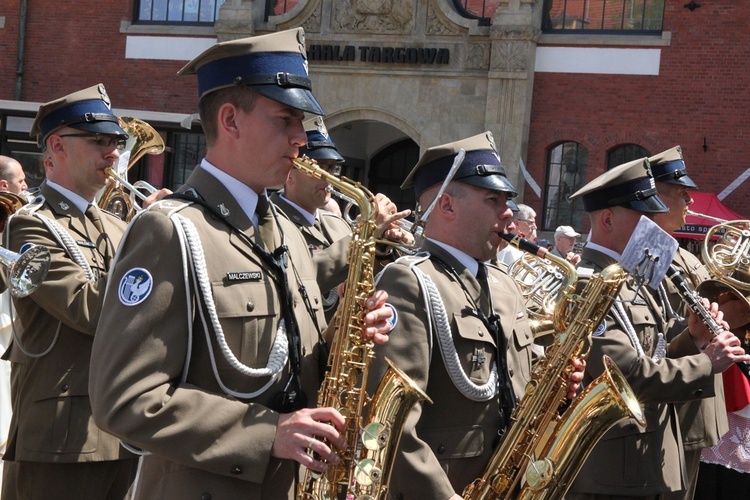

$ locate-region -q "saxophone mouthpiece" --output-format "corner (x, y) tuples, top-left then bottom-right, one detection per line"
(499, 232), (547, 258)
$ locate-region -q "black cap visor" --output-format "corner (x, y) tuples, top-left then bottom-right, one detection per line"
(458, 173), (518, 198)
(70, 120), (128, 138)
(621, 195), (669, 214)
(302, 146), (344, 163)
(253, 86), (324, 115)
(658, 173), (698, 189)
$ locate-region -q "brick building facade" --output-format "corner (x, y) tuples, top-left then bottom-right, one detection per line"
(1, 0), (747, 237)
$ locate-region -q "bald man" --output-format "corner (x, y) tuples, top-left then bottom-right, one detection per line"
(0, 156), (27, 195)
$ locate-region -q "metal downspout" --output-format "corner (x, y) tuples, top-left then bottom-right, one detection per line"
(15, 0), (28, 100)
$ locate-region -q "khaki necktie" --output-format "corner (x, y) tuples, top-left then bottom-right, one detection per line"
(85, 204), (110, 266)
(255, 195), (275, 250)
(476, 262), (492, 314)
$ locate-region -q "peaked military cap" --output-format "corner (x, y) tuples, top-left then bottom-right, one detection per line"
(178, 28), (323, 116)
(402, 131), (518, 199)
(30, 83), (127, 149)
(648, 145), (698, 188)
(570, 157), (668, 213)
(299, 116), (344, 163)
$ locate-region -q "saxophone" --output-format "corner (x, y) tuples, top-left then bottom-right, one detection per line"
(462, 234), (644, 500)
(293, 156), (431, 500)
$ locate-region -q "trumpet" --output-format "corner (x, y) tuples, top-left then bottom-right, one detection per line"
(98, 117), (165, 221)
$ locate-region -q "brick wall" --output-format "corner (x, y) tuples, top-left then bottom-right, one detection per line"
(528, 0), (750, 227)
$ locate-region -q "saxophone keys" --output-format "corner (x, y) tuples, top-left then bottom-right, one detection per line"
(354, 458), (381, 487)
(361, 422), (389, 451)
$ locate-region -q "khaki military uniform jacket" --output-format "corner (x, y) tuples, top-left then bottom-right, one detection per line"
(367, 241), (535, 499)
(568, 247), (716, 497)
(3, 182), (130, 463)
(661, 247), (728, 451)
(89, 166), (327, 499)
(270, 191), (351, 323)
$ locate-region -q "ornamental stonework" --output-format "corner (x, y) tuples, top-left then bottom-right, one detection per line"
(425, 3), (460, 36)
(332, 0), (415, 33)
(465, 43), (490, 70)
(492, 42), (527, 72)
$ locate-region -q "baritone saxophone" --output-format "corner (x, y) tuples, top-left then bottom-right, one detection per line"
(462, 234), (644, 500)
(293, 156), (431, 500)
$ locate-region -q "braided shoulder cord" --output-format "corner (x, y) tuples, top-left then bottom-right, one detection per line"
(9, 198), (93, 359)
(413, 266), (498, 401)
(172, 213), (289, 399)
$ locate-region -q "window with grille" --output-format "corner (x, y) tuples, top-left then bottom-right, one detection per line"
(607, 144), (650, 170)
(542, 0), (665, 33)
(542, 141), (588, 231)
(135, 0), (226, 24)
(170, 132), (205, 190)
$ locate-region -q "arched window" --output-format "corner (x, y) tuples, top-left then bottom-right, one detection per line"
(607, 144), (650, 170)
(542, 141), (588, 231)
(368, 138), (420, 212)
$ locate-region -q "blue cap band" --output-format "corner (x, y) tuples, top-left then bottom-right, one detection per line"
(39, 99), (119, 141)
(196, 52), (309, 97)
(413, 149), (511, 197)
(581, 176), (657, 212)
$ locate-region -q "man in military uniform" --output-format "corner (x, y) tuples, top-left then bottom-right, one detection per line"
(271, 116), (409, 323)
(649, 145), (729, 500)
(366, 132), (585, 499)
(89, 29), (395, 499)
(566, 157), (749, 499)
(1, 84), (139, 499)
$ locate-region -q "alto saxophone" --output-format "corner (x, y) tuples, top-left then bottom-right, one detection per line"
(293, 156), (431, 500)
(462, 234), (644, 500)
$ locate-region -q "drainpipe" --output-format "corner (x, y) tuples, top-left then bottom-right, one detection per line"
(15, 0), (28, 100)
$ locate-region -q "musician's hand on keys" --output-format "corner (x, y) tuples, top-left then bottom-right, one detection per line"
(688, 299), (727, 344)
(272, 407), (346, 472)
(702, 331), (750, 373)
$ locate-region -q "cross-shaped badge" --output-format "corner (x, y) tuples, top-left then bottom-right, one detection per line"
(472, 348), (486, 369)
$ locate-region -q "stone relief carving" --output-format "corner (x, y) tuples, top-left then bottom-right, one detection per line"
(465, 43), (490, 70)
(332, 0), (415, 33)
(492, 41), (527, 71)
(494, 26), (541, 43)
(301, 4), (322, 33)
(425, 2), (460, 36)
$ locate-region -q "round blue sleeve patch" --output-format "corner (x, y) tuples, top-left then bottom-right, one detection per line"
(118, 268), (153, 306)
(593, 319), (607, 337)
(384, 303), (398, 330)
(19, 243), (35, 254)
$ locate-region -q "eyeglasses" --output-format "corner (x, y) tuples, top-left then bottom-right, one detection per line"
(58, 133), (127, 151)
(320, 163), (342, 176)
(516, 219), (537, 227)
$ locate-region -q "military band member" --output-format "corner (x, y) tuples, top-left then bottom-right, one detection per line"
(89, 29), (394, 499)
(271, 116), (409, 323)
(366, 132), (585, 499)
(565, 157), (749, 499)
(649, 145), (728, 500)
(1, 84), (139, 499)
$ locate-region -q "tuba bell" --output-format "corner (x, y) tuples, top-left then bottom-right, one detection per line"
(97, 117), (165, 221)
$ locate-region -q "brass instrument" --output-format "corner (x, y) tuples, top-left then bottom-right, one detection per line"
(0, 192), (51, 298)
(505, 247), (576, 339)
(294, 156), (431, 500)
(98, 116), (165, 220)
(686, 209), (727, 224)
(463, 234), (644, 500)
(327, 186), (425, 251)
(702, 219), (750, 290)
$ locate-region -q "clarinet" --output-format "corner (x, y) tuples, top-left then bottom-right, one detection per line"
(665, 265), (750, 380)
